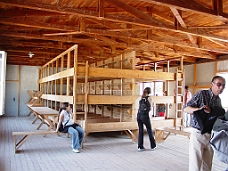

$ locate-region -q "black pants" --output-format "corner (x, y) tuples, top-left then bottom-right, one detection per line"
(137, 114), (156, 149)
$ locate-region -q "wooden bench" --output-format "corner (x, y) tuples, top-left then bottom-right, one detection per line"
(155, 127), (191, 142)
(12, 131), (58, 153)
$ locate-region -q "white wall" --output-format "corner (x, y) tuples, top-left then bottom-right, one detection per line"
(20, 66), (39, 116)
(6, 65), (39, 116)
(196, 62), (215, 86)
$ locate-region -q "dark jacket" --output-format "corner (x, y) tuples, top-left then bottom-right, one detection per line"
(193, 106), (225, 134)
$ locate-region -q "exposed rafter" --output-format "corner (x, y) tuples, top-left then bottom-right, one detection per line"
(0, 0), (228, 66)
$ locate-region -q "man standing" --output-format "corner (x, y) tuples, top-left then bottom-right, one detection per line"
(183, 85), (192, 127)
(184, 76), (226, 171)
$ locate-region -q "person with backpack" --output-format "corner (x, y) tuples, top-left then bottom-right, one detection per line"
(136, 87), (156, 151)
(55, 102), (85, 153)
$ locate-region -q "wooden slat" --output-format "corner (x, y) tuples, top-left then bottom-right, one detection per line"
(38, 68), (74, 83)
(87, 67), (175, 81)
(41, 94), (73, 104)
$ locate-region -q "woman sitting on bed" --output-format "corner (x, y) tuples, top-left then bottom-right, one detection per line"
(55, 102), (85, 153)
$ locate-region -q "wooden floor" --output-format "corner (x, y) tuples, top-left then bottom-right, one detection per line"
(0, 116), (227, 171)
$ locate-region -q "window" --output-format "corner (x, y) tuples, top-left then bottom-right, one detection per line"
(139, 81), (163, 96)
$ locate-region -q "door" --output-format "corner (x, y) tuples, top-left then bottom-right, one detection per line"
(5, 81), (18, 116)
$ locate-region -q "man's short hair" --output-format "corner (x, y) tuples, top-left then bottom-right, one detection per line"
(185, 85), (189, 90)
(211, 76), (225, 83)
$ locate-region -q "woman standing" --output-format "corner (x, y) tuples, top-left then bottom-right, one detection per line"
(137, 87), (156, 151)
(55, 102), (85, 153)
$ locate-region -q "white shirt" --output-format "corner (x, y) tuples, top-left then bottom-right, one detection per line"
(60, 110), (74, 126)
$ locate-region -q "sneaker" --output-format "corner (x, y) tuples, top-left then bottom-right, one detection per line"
(138, 147), (145, 152)
(151, 147), (157, 151)
(72, 148), (80, 153)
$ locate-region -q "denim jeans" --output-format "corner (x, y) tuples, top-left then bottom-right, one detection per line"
(184, 112), (190, 127)
(68, 126), (85, 149)
(137, 114), (156, 149)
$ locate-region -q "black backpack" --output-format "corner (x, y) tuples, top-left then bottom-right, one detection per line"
(138, 96), (151, 115)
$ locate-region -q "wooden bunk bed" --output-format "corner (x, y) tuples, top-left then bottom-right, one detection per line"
(38, 45), (184, 142)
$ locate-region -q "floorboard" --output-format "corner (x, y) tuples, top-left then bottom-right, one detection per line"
(0, 116), (227, 171)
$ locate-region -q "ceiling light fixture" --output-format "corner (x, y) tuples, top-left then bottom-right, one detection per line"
(28, 51), (34, 58)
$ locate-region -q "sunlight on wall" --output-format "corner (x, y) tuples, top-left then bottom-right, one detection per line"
(218, 73), (228, 110)
(0, 51), (7, 115)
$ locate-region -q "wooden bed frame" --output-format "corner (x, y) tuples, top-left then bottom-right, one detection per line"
(37, 45), (185, 142)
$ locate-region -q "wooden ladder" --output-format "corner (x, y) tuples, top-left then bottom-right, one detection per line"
(175, 57), (184, 130)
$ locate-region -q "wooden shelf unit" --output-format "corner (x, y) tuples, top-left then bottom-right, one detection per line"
(38, 45), (183, 141)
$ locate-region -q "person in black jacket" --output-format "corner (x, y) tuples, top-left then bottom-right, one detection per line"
(136, 87), (156, 151)
(184, 76), (226, 171)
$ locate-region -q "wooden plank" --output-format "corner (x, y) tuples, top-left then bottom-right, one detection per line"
(155, 127), (190, 143)
(164, 128), (190, 137)
(13, 131), (57, 136)
(86, 122), (138, 132)
(87, 95), (138, 104)
(80, 67), (175, 80)
(38, 68), (74, 83)
(76, 95), (177, 104)
(12, 131), (58, 153)
(41, 94), (73, 104)
(40, 45), (78, 68)
(152, 119), (175, 128)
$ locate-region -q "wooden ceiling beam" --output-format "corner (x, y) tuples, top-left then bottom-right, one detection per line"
(0, 9), (64, 17)
(5, 48), (61, 55)
(0, 39), (75, 50)
(98, 0), (105, 18)
(138, 0), (228, 19)
(83, 28), (228, 54)
(1, 0), (228, 43)
(170, 7), (196, 45)
(0, 32), (128, 48)
(104, 0), (158, 22)
(0, 26), (226, 56)
(134, 44), (215, 59)
(0, 17), (77, 31)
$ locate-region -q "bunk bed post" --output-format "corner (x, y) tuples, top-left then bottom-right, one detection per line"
(66, 51), (71, 97)
(50, 63), (54, 109)
(131, 52), (136, 121)
(166, 60), (170, 118)
(73, 47), (78, 122)
(55, 59), (58, 109)
(84, 61), (89, 133)
(131, 52), (138, 140)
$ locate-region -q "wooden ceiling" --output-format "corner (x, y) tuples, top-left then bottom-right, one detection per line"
(1, 0), (228, 68)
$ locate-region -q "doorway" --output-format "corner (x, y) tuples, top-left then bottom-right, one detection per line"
(5, 81), (19, 116)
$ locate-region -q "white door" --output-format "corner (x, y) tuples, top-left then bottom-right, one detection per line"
(5, 82), (18, 116)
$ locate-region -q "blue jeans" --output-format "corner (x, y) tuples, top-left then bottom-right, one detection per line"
(184, 112), (190, 127)
(68, 125), (85, 149)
